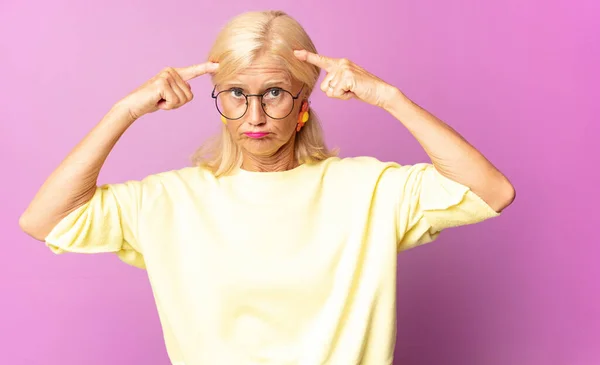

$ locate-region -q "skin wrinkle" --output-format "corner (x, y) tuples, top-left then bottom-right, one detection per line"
(220, 56), (307, 172)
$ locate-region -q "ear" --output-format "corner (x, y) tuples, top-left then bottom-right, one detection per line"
(296, 100), (310, 132)
(299, 100), (309, 114)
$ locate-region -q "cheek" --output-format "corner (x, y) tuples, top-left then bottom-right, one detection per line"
(226, 120), (242, 135)
(277, 105), (302, 135)
(277, 115), (299, 135)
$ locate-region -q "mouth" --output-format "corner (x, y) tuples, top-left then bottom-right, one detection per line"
(244, 132), (270, 139)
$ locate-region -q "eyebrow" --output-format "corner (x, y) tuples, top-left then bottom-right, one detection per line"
(222, 79), (292, 89)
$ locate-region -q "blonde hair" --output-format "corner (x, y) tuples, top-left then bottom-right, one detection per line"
(191, 10), (337, 176)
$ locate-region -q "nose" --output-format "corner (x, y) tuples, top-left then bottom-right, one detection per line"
(246, 96), (266, 126)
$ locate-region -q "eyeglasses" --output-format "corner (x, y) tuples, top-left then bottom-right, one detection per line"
(211, 85), (305, 120)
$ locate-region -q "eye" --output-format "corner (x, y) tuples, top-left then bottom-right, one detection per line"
(229, 88), (245, 98)
(265, 88), (282, 98)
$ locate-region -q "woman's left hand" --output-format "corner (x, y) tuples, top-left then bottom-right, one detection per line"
(294, 49), (398, 108)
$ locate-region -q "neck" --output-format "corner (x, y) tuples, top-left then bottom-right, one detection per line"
(242, 138), (297, 172)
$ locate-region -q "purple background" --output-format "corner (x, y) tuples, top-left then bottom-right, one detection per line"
(1, 0), (598, 364)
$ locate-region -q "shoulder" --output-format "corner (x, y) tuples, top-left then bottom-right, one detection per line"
(319, 156), (406, 175)
(317, 156), (441, 190)
(146, 165), (214, 183)
(113, 165), (216, 195)
(304, 156), (413, 189)
(332, 156), (439, 176)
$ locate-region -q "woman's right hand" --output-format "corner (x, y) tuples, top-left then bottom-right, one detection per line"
(118, 62), (219, 121)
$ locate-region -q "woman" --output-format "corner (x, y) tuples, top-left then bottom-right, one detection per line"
(20, 10), (515, 365)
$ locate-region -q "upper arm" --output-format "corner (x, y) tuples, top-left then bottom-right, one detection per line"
(44, 180), (146, 268)
(391, 163), (501, 252)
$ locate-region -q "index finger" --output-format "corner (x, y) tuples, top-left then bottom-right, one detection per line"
(175, 62), (219, 81)
(294, 50), (335, 72)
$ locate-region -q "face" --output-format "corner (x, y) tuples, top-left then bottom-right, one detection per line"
(214, 55), (307, 158)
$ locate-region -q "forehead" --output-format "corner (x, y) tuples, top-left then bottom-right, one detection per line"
(222, 55), (293, 87)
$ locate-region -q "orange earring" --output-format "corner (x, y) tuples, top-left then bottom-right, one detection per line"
(296, 101), (310, 132)
(221, 115), (227, 125)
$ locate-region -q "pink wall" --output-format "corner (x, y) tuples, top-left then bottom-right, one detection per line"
(1, 0), (598, 364)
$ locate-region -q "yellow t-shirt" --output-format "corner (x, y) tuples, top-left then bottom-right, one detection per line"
(45, 156), (500, 365)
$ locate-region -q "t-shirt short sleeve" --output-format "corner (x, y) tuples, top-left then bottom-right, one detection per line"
(391, 163), (501, 252)
(44, 180), (146, 269)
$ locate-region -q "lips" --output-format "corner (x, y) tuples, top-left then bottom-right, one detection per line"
(244, 132), (269, 138)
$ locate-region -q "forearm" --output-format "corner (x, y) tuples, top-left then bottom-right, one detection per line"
(383, 87), (515, 212)
(19, 103), (136, 240)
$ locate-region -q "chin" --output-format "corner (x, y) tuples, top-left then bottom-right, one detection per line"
(241, 140), (282, 156)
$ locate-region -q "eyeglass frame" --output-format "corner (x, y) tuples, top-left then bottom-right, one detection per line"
(211, 84), (306, 121)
